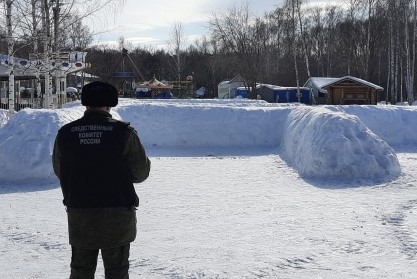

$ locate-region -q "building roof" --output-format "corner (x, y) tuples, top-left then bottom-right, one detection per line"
(306, 77), (339, 88)
(256, 83), (281, 90)
(0, 64), (37, 81)
(137, 76), (173, 89)
(218, 75), (245, 87)
(322, 76), (383, 90)
(274, 86), (311, 91)
(0, 52), (88, 81)
(219, 79), (230, 86)
(229, 74), (244, 83)
(305, 76), (383, 94)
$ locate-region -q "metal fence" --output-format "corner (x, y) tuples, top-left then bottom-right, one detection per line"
(0, 94), (70, 111)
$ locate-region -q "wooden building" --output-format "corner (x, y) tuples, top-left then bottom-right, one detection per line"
(322, 76), (383, 105)
(303, 77), (339, 104)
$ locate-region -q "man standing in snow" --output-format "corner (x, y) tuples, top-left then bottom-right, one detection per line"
(52, 81), (151, 279)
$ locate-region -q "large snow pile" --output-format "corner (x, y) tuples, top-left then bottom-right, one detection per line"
(283, 106), (400, 180)
(1, 100), (416, 185)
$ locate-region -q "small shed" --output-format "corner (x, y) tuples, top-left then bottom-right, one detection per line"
(273, 87), (312, 104)
(256, 84), (280, 103)
(236, 87), (249, 98)
(217, 75), (245, 99)
(322, 76), (383, 105)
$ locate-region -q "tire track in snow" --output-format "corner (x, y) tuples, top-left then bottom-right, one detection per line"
(0, 222), (66, 255)
(246, 255), (331, 278)
(383, 199), (417, 259)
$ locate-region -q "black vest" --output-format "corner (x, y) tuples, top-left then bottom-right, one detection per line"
(57, 111), (139, 208)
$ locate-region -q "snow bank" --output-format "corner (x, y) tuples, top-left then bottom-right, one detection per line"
(331, 105), (417, 147)
(0, 100), (415, 185)
(283, 107), (401, 180)
(115, 100), (289, 148)
(0, 108), (84, 184)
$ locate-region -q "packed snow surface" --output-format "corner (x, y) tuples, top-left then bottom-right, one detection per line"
(1, 99), (417, 278)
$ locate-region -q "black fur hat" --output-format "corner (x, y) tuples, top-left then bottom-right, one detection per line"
(81, 81), (118, 107)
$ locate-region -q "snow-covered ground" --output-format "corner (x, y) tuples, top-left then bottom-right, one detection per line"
(1, 99), (417, 278)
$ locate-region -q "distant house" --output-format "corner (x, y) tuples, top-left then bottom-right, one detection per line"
(304, 76), (383, 105)
(256, 84), (312, 104)
(217, 75), (246, 99)
(304, 77), (339, 104)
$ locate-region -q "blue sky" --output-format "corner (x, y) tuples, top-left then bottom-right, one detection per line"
(87, 0), (335, 50)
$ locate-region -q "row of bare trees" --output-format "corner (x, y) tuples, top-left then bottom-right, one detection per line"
(0, 0), (123, 110)
(88, 0), (417, 103)
(205, 0), (417, 103)
(0, 0), (110, 57)
(2, 0), (417, 103)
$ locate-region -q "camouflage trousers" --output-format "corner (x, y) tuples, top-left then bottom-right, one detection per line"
(69, 244), (130, 279)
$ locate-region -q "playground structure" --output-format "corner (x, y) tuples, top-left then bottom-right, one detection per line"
(135, 76), (173, 98)
(105, 48), (196, 99)
(105, 48), (145, 98)
(0, 52), (89, 112)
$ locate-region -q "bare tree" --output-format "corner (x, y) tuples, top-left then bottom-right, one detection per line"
(6, 0), (15, 113)
(413, 0), (417, 102)
(386, 0), (398, 103)
(325, 5), (341, 77)
(309, 6), (326, 76)
(365, 0), (376, 80)
(404, 0), (416, 103)
(266, 7), (285, 84)
(345, 0), (361, 75)
(167, 21), (187, 83)
(295, 0), (310, 77)
(61, 14), (92, 50)
(209, 2), (270, 98)
(280, 0), (303, 99)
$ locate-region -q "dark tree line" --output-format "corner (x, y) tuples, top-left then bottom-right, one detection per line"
(85, 0), (417, 103)
(3, 0), (417, 103)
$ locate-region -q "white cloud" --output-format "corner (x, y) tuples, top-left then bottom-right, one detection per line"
(126, 36), (158, 43)
(87, 0), (338, 50)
